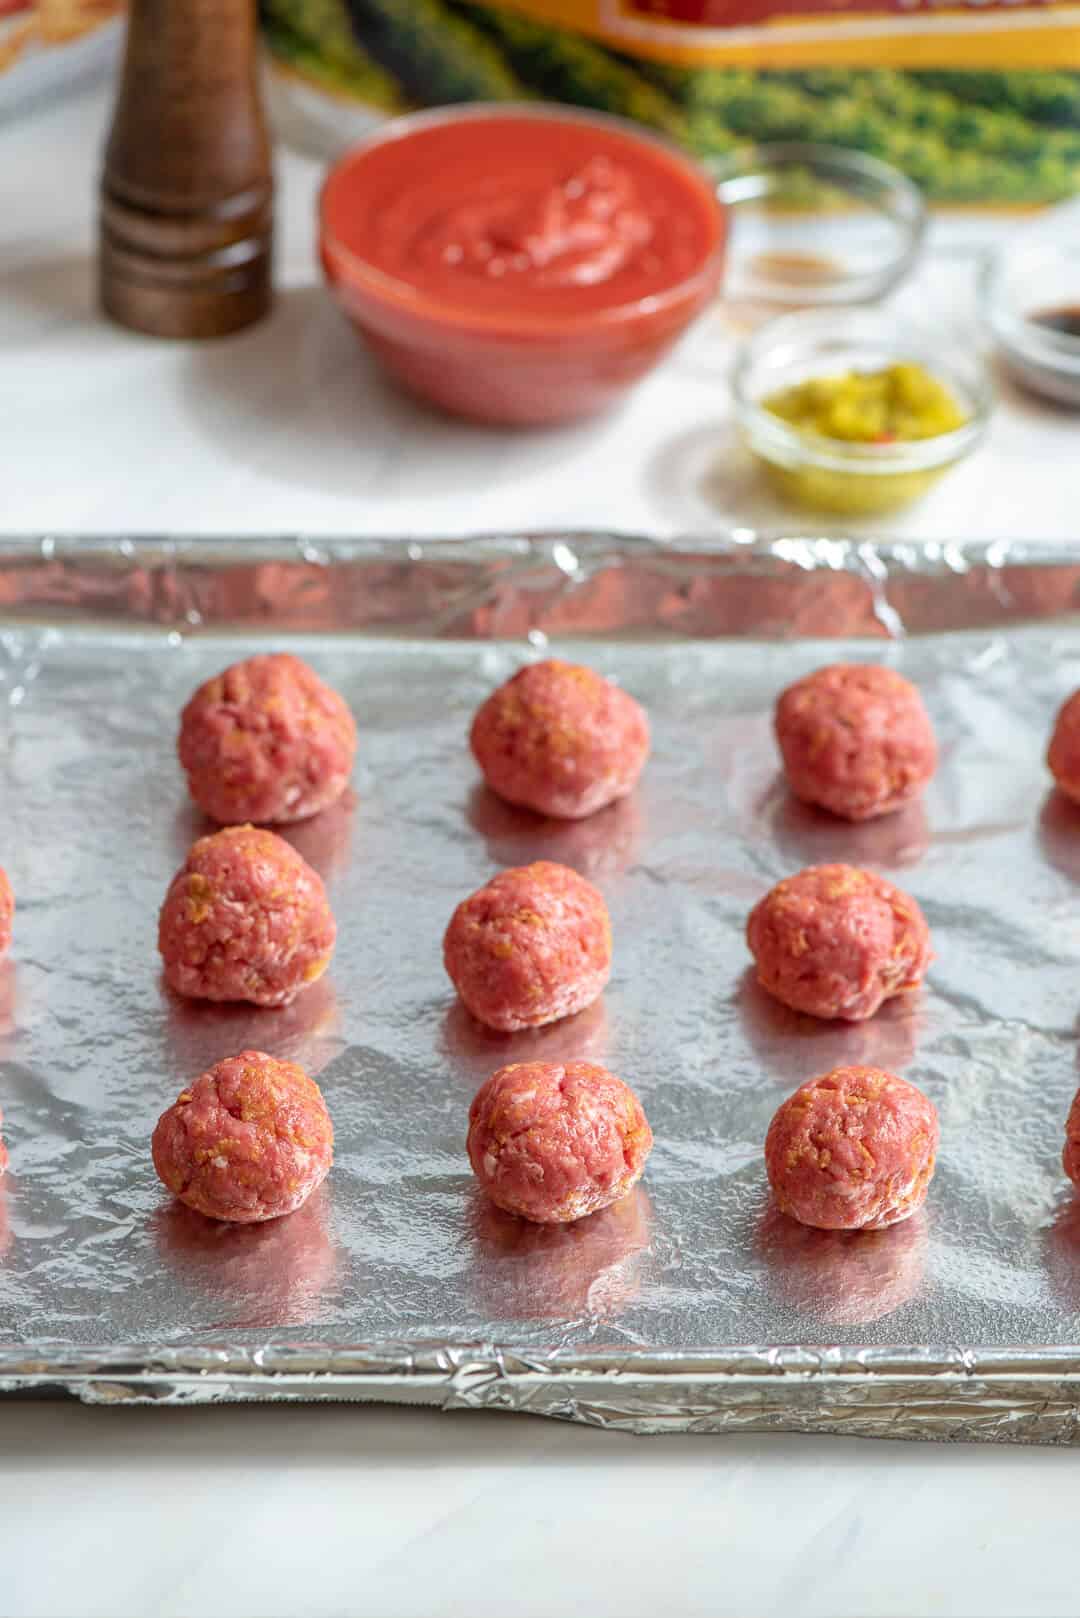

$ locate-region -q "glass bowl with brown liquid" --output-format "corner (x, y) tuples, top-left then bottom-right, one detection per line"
(982, 229), (1080, 410)
(712, 142), (926, 317)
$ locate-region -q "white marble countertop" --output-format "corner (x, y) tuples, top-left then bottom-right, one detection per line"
(4, 85), (1078, 544)
(4, 1399), (1080, 1618)
(4, 83), (1080, 1618)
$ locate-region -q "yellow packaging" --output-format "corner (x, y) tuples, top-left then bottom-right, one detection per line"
(259, 0), (1080, 204)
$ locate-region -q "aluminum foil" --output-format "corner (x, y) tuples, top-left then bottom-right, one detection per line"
(4, 533), (1080, 1441)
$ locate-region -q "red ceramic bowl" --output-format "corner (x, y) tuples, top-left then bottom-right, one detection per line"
(319, 103), (727, 427)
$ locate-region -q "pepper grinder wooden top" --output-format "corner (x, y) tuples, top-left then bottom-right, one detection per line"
(100, 0), (273, 339)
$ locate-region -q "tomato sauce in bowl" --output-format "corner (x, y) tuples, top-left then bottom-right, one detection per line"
(320, 105), (727, 425)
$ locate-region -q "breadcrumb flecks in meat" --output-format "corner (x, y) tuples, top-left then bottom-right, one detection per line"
(158, 825), (336, 1008)
(178, 653), (357, 826)
(467, 1060), (652, 1225)
(765, 1065), (938, 1231)
(775, 663), (937, 822)
(470, 659), (649, 821)
(444, 861), (611, 1032)
(747, 863), (931, 1022)
(151, 1050), (334, 1223)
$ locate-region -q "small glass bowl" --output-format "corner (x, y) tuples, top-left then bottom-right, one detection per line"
(981, 232), (1080, 410)
(733, 309), (993, 516)
(713, 142), (926, 312)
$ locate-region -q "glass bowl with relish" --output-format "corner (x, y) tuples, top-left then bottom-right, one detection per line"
(981, 226), (1080, 410)
(733, 309), (993, 516)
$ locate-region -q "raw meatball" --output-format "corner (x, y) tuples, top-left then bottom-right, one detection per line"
(443, 861), (611, 1032)
(152, 1051), (333, 1223)
(159, 825), (336, 1007)
(470, 658), (649, 820)
(0, 867), (12, 960)
(765, 1066), (939, 1231)
(1048, 690), (1080, 804)
(178, 653), (357, 825)
(467, 1060), (653, 1224)
(747, 864), (931, 1022)
(775, 663), (937, 821)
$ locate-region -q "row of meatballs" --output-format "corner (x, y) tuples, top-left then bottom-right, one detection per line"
(4, 649), (1080, 1236)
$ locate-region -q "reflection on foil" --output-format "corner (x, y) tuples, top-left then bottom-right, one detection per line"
(162, 974), (343, 1080)
(679, 568), (891, 641)
(0, 1178), (11, 1262)
(280, 790), (358, 881)
(1043, 1193), (1080, 1312)
(469, 1184), (652, 1323)
(10, 533), (1080, 641)
(170, 801), (214, 861)
(153, 1188), (338, 1330)
(439, 998), (609, 1091)
(767, 787), (931, 872)
(0, 964), (17, 1041)
(466, 786), (643, 881)
(1038, 790), (1080, 885)
(757, 1203), (927, 1326)
(737, 969), (921, 1089)
(169, 792), (358, 883)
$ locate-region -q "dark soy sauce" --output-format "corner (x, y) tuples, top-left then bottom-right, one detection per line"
(1033, 306), (1080, 340)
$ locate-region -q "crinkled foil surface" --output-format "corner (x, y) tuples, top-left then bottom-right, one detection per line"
(4, 534), (1080, 1441)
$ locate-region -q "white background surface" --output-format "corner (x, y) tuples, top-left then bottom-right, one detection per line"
(3, 82), (1080, 1618)
(4, 85), (1078, 543)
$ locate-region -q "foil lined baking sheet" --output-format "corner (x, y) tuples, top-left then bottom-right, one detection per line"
(4, 533), (1080, 1441)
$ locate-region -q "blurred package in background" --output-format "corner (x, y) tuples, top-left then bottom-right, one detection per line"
(259, 0), (1080, 208)
(0, 0), (124, 119)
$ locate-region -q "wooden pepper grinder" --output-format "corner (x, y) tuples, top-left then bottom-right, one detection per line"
(100, 0), (273, 338)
